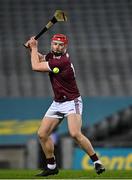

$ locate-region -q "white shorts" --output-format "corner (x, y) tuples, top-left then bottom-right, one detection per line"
(44, 96), (83, 119)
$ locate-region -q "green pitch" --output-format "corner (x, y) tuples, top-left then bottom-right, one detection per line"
(0, 169), (131, 179)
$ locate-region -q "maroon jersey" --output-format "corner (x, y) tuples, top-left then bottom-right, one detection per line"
(45, 52), (80, 102)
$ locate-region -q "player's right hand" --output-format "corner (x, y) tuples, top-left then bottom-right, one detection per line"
(24, 36), (37, 49)
(27, 36), (38, 49)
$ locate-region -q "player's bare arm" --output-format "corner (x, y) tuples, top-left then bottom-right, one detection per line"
(38, 53), (46, 62)
(28, 37), (50, 72)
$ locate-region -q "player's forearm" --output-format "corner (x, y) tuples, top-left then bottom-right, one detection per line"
(30, 47), (40, 70)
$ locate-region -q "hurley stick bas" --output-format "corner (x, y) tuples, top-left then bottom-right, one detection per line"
(24, 10), (67, 48)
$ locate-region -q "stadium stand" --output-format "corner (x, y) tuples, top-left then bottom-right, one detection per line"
(0, 0), (132, 97)
(84, 105), (132, 147)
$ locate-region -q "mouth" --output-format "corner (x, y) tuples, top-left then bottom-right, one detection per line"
(54, 49), (62, 53)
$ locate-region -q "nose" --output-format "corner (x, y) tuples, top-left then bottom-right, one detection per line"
(54, 45), (60, 52)
(56, 44), (60, 48)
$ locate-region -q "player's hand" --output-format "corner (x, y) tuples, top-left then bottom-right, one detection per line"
(26, 36), (38, 49)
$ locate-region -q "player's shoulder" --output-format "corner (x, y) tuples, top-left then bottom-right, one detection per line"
(61, 52), (70, 61)
(65, 52), (70, 58)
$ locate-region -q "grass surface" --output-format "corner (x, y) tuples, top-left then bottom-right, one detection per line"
(0, 169), (131, 179)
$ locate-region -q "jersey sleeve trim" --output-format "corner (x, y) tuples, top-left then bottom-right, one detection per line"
(47, 62), (52, 71)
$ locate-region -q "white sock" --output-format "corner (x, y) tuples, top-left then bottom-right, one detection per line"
(93, 160), (102, 165)
(47, 163), (56, 170)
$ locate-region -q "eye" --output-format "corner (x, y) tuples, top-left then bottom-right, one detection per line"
(60, 44), (64, 47)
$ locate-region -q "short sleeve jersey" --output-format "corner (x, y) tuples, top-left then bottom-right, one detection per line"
(45, 52), (80, 102)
